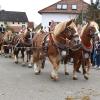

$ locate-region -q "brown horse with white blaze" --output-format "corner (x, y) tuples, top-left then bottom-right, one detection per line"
(32, 19), (81, 80)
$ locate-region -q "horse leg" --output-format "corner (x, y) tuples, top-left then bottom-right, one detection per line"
(85, 58), (91, 76)
(26, 49), (33, 68)
(82, 59), (89, 80)
(73, 59), (79, 80)
(0, 45), (2, 55)
(0, 44), (4, 55)
(33, 50), (42, 74)
(14, 48), (19, 64)
(34, 62), (41, 74)
(63, 56), (69, 75)
(10, 46), (14, 58)
(41, 57), (46, 69)
(4, 46), (9, 57)
(49, 56), (60, 81)
(26, 50), (29, 62)
(21, 49), (26, 66)
(33, 60), (43, 74)
(76, 60), (81, 73)
(28, 54), (33, 68)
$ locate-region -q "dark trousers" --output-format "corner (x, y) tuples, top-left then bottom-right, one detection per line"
(95, 54), (100, 66)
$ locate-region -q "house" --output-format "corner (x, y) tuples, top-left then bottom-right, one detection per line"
(27, 21), (34, 31)
(38, 0), (89, 32)
(0, 10), (28, 33)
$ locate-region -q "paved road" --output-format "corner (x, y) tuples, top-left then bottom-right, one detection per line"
(0, 56), (100, 100)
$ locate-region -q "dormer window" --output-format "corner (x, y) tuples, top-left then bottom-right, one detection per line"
(57, 4), (62, 9)
(62, 4), (67, 10)
(72, 4), (77, 10)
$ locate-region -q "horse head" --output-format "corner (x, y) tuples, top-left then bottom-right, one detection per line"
(80, 21), (99, 52)
(81, 21), (99, 39)
(53, 19), (80, 49)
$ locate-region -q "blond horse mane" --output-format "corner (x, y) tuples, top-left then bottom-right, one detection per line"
(80, 21), (99, 37)
(53, 19), (77, 36)
(53, 21), (67, 36)
(80, 23), (88, 37)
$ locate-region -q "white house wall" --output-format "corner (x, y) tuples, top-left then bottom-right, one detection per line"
(7, 22), (28, 27)
(0, 21), (28, 28)
(41, 13), (78, 32)
(0, 21), (5, 27)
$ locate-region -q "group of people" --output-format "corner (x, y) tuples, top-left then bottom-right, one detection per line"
(91, 34), (100, 69)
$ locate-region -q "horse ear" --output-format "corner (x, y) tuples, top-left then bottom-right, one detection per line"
(87, 21), (91, 26)
(72, 19), (76, 22)
(66, 19), (74, 26)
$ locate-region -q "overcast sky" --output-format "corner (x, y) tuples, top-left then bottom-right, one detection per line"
(0, 0), (92, 24)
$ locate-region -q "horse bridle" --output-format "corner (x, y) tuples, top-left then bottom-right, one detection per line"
(52, 26), (81, 51)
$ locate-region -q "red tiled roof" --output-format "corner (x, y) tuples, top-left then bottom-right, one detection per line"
(38, 0), (89, 14)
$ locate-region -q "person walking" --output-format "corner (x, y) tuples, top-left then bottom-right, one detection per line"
(95, 35), (100, 69)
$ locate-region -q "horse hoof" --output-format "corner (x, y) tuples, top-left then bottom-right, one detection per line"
(4, 55), (8, 58)
(9, 55), (12, 58)
(76, 70), (81, 73)
(15, 61), (18, 64)
(50, 75), (59, 81)
(73, 77), (78, 80)
(28, 65), (33, 68)
(35, 70), (41, 75)
(22, 63), (26, 67)
(84, 75), (89, 80)
(65, 72), (69, 75)
(35, 72), (41, 75)
(28, 64), (33, 68)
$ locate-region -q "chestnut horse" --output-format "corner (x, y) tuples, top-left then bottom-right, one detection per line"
(63, 21), (100, 80)
(11, 29), (33, 66)
(32, 19), (81, 80)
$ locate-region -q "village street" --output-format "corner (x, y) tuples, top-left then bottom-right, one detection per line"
(0, 55), (100, 100)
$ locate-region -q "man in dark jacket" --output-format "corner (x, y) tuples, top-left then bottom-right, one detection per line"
(0, 24), (5, 34)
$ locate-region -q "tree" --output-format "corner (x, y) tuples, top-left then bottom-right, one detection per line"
(86, 0), (100, 26)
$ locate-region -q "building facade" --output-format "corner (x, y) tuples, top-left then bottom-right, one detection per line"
(38, 0), (89, 32)
(0, 10), (28, 32)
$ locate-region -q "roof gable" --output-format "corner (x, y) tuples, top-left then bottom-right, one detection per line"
(38, 0), (89, 14)
(0, 10), (28, 22)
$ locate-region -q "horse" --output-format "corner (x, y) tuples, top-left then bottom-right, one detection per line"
(32, 19), (81, 80)
(63, 21), (100, 80)
(0, 30), (13, 56)
(11, 29), (33, 66)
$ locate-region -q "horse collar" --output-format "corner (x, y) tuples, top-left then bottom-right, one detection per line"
(81, 40), (93, 52)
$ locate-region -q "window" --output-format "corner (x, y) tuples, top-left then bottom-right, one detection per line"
(62, 4), (67, 10)
(4, 21), (7, 24)
(57, 4), (62, 9)
(72, 4), (77, 10)
(22, 22), (25, 24)
(22, 25), (25, 28)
